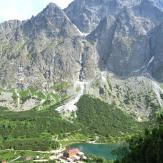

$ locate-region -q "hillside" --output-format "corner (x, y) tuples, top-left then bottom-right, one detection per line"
(115, 116), (163, 163)
(0, 0), (163, 161)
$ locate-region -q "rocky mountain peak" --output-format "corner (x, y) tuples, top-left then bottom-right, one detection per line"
(22, 2), (80, 39)
(0, 3), (92, 89)
(39, 3), (64, 18)
(64, 0), (146, 33)
(0, 0), (163, 120)
(46, 2), (59, 8)
(87, 7), (154, 75)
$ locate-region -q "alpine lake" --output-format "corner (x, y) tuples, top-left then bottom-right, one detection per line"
(69, 143), (127, 161)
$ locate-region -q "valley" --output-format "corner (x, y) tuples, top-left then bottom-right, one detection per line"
(0, 0), (163, 162)
(0, 92), (155, 162)
(0, 73), (161, 162)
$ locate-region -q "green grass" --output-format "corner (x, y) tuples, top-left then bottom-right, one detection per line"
(0, 150), (51, 161)
(52, 81), (70, 92)
(10, 87), (68, 111)
(59, 133), (90, 146)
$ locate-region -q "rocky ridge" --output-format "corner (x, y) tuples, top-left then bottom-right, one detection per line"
(0, 3), (97, 89)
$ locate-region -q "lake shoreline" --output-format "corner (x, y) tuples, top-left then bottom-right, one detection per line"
(69, 142), (125, 161)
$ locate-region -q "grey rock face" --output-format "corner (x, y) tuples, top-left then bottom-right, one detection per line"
(149, 0), (163, 11)
(22, 3), (79, 38)
(65, 0), (163, 33)
(65, 0), (142, 33)
(133, 0), (163, 26)
(84, 0), (163, 79)
(0, 1), (163, 86)
(87, 9), (153, 76)
(0, 1), (163, 119)
(1, 1), (163, 89)
(0, 20), (22, 37)
(88, 74), (161, 121)
(150, 23), (163, 81)
(0, 3), (97, 89)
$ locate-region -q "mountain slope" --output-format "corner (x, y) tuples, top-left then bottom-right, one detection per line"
(150, 22), (163, 81)
(0, 1), (163, 121)
(65, 0), (163, 33)
(133, 0), (163, 26)
(65, 0), (142, 33)
(87, 9), (153, 76)
(0, 3), (97, 89)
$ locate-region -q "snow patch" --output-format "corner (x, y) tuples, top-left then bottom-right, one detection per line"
(73, 24), (89, 36)
(64, 12), (89, 37)
(147, 56), (154, 66)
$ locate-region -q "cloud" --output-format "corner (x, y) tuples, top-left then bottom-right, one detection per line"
(0, 0), (73, 22)
(0, 0), (36, 21)
(0, 8), (26, 21)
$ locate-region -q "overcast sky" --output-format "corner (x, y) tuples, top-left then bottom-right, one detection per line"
(0, 0), (73, 22)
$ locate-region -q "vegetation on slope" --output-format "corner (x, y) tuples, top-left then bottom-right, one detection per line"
(0, 150), (52, 162)
(0, 106), (80, 151)
(52, 81), (70, 92)
(115, 115), (163, 163)
(0, 94), (153, 160)
(11, 85), (68, 109)
(76, 95), (152, 142)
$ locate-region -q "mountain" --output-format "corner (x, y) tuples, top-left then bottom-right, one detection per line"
(0, 1), (163, 121)
(133, 0), (163, 26)
(87, 9), (153, 76)
(0, 3), (96, 89)
(150, 22), (163, 81)
(65, 0), (163, 34)
(65, 0), (142, 33)
(150, 0), (163, 11)
(85, 0), (163, 79)
(64, 0), (163, 120)
(1, 1), (163, 160)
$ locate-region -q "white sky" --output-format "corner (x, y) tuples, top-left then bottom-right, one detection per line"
(0, 0), (73, 22)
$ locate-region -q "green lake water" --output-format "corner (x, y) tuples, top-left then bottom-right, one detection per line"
(70, 143), (123, 160)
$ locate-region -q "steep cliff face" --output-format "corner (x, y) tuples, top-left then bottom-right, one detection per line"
(65, 0), (163, 34)
(65, 0), (142, 33)
(1, 1), (163, 88)
(147, 0), (163, 11)
(87, 9), (153, 76)
(150, 23), (163, 81)
(133, 0), (163, 26)
(0, 3), (97, 89)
